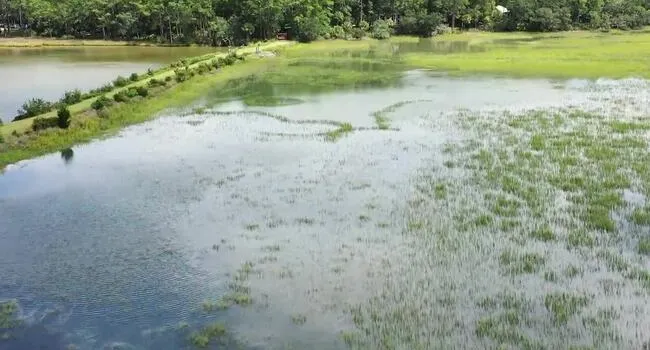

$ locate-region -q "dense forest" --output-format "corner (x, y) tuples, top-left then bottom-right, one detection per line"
(1, 0), (649, 44)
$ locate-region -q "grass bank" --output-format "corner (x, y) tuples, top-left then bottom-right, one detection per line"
(0, 43), (288, 169)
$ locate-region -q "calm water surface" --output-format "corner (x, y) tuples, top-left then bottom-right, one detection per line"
(0, 46), (219, 122)
(0, 71), (648, 349)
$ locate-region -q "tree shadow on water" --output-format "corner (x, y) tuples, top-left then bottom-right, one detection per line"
(60, 148), (74, 165)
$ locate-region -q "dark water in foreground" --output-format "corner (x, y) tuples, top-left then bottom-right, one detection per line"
(1, 72), (646, 349)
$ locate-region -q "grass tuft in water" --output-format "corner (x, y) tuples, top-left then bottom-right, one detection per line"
(544, 292), (589, 325)
(0, 300), (20, 329)
(189, 322), (226, 348)
(499, 250), (545, 275)
(530, 225), (556, 242)
(638, 237), (650, 256)
(326, 122), (354, 141)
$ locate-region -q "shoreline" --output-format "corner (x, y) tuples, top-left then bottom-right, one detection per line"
(0, 37), (212, 48)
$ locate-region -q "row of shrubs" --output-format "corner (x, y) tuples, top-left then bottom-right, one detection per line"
(13, 70), (149, 121)
(22, 52), (245, 134)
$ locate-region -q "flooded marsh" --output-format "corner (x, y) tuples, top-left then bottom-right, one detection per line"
(1, 36), (650, 349)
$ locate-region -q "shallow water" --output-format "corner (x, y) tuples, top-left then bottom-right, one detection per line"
(0, 46), (219, 122)
(1, 72), (649, 349)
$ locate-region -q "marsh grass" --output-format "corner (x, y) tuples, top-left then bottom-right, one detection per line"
(326, 122), (354, 141)
(189, 322), (226, 348)
(0, 300), (19, 329)
(544, 293), (589, 324)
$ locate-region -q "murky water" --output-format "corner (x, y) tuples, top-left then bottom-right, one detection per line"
(1, 71), (649, 349)
(0, 46), (219, 122)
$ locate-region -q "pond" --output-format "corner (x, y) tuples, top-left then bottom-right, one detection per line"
(1, 68), (649, 349)
(0, 46), (220, 123)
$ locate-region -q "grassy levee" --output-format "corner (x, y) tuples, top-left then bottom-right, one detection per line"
(0, 43), (290, 169)
(0, 41), (290, 138)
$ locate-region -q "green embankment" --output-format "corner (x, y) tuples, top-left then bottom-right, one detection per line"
(0, 42), (290, 168)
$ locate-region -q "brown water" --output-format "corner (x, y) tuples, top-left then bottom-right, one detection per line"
(0, 46), (219, 122)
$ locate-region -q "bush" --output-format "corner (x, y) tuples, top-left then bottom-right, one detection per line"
(351, 27), (365, 39)
(91, 95), (113, 110)
(125, 87), (139, 98)
(32, 116), (59, 131)
(329, 25), (346, 39)
(57, 106), (71, 129)
(359, 20), (370, 32)
(397, 13), (443, 37)
(129, 73), (139, 81)
(295, 16), (326, 42)
(164, 76), (172, 82)
(371, 19), (392, 39)
(113, 75), (129, 87)
(175, 69), (189, 82)
(113, 92), (129, 102)
(211, 59), (221, 69)
(136, 86), (148, 97)
(60, 89), (82, 105)
(147, 68), (154, 76)
(15, 98), (53, 120)
(435, 24), (452, 35)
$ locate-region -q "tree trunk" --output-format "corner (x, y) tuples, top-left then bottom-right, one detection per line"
(451, 13), (455, 30)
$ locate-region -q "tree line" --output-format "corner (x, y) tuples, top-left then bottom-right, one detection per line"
(1, 0), (649, 44)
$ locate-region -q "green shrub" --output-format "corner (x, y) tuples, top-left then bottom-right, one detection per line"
(359, 20), (370, 32)
(113, 75), (129, 87)
(91, 95), (113, 110)
(295, 16), (325, 42)
(57, 106), (71, 129)
(329, 25), (346, 39)
(136, 86), (148, 97)
(125, 87), (139, 98)
(129, 73), (139, 81)
(15, 98), (53, 120)
(351, 27), (365, 39)
(147, 68), (154, 76)
(164, 76), (172, 82)
(371, 19), (392, 39)
(211, 59), (221, 69)
(32, 116), (59, 131)
(60, 89), (82, 105)
(113, 92), (129, 102)
(174, 69), (189, 82)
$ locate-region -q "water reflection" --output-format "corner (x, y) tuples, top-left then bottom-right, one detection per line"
(60, 148), (74, 165)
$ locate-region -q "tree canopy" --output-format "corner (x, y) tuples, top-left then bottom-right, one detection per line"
(1, 0), (649, 44)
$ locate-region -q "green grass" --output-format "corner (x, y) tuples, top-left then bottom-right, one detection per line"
(530, 225), (556, 242)
(189, 322), (226, 348)
(630, 206), (650, 225)
(499, 250), (546, 275)
(544, 292), (589, 324)
(638, 237), (650, 255)
(0, 300), (19, 329)
(326, 122), (354, 141)
(402, 30), (650, 79)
